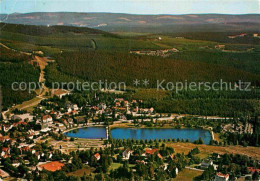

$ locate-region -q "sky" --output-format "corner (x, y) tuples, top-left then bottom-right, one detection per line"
(0, 0), (259, 15)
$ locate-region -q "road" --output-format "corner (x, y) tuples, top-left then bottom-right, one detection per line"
(0, 43), (50, 113)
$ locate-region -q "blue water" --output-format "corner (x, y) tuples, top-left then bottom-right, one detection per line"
(64, 127), (107, 139)
(111, 128), (211, 144)
(65, 127), (211, 144)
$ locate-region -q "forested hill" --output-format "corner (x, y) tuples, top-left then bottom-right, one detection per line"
(1, 12), (260, 33)
(0, 23), (118, 38)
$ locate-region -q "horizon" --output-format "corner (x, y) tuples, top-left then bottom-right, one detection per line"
(1, 0), (259, 15)
(1, 11), (260, 16)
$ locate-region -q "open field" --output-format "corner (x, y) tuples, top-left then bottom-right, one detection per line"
(167, 142), (260, 160)
(66, 167), (92, 177)
(172, 168), (203, 181)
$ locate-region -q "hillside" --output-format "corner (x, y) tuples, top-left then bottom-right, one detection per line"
(1, 12), (260, 33)
(0, 23), (117, 37)
(0, 22), (259, 115)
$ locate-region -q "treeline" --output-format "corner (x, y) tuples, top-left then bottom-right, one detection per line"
(0, 46), (32, 63)
(0, 23), (118, 38)
(146, 99), (258, 116)
(0, 62), (39, 109)
(169, 32), (260, 45)
(54, 50), (260, 87)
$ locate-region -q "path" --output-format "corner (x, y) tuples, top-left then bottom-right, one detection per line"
(185, 167), (204, 172)
(0, 43), (51, 113)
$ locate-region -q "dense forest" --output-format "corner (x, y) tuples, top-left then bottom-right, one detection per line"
(54, 50), (260, 87)
(169, 51), (260, 74)
(0, 23), (118, 38)
(0, 46), (32, 62)
(0, 47), (39, 109)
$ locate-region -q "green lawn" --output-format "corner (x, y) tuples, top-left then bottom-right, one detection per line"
(109, 163), (135, 171)
(172, 168), (203, 181)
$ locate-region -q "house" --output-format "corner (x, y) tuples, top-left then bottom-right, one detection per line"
(73, 104), (79, 111)
(157, 153), (163, 159)
(214, 172), (229, 181)
(38, 161), (64, 172)
(122, 148), (132, 160)
(71, 110), (78, 115)
(42, 115), (53, 123)
(248, 167), (259, 174)
(144, 148), (158, 156)
(1, 147), (10, 156)
(67, 107), (72, 113)
(0, 168), (10, 178)
(253, 33), (259, 37)
(33, 50), (44, 55)
(201, 159), (213, 169)
(94, 153), (101, 161)
(136, 160), (146, 164)
(215, 45), (225, 49)
(169, 154), (174, 160)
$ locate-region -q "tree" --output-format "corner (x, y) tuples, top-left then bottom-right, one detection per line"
(252, 171), (259, 181)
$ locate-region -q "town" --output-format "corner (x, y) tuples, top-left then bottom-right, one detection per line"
(0, 91), (259, 180)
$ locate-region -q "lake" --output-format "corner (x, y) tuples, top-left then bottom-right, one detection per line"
(111, 128), (211, 144)
(64, 127), (211, 144)
(64, 127), (107, 139)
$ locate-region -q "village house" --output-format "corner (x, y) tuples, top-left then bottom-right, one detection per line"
(122, 148), (132, 160)
(214, 172), (229, 181)
(94, 153), (101, 161)
(144, 148), (158, 156)
(42, 115), (53, 123)
(200, 159), (213, 169)
(1, 147), (10, 157)
(215, 45), (225, 49)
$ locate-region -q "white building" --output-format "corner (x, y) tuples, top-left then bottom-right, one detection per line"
(122, 149), (132, 160)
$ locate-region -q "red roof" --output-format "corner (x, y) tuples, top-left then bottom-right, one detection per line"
(157, 153), (163, 159)
(248, 167), (259, 173)
(145, 148), (158, 155)
(20, 146), (30, 151)
(42, 115), (51, 120)
(169, 154), (174, 160)
(94, 153), (100, 159)
(2, 147), (9, 152)
(13, 121), (27, 126)
(39, 161), (64, 172)
(216, 172), (229, 178)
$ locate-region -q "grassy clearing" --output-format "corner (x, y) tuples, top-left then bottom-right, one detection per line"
(167, 142), (260, 160)
(172, 168), (203, 181)
(66, 167), (92, 177)
(109, 163), (135, 171)
(14, 96), (42, 110)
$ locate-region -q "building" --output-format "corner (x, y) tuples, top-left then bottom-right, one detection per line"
(0, 168), (10, 179)
(38, 161), (64, 172)
(42, 115), (53, 123)
(122, 148), (132, 160)
(144, 148), (158, 156)
(94, 153), (101, 161)
(201, 159), (213, 169)
(248, 167), (259, 174)
(215, 45), (225, 49)
(214, 172), (229, 181)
